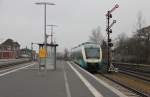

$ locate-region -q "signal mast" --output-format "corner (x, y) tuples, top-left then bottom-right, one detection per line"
(106, 4), (119, 72)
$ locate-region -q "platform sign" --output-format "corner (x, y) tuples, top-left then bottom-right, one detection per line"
(38, 48), (46, 58)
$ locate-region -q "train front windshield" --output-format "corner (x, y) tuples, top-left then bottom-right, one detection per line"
(85, 48), (100, 59)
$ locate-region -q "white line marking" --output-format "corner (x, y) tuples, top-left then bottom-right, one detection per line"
(71, 62), (128, 97)
(63, 64), (72, 97)
(0, 63), (35, 77)
(0, 67), (16, 73)
(67, 62), (103, 97)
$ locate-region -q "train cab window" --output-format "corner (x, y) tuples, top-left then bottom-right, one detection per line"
(85, 48), (100, 59)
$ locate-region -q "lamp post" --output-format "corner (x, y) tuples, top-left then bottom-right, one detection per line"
(35, 2), (55, 52)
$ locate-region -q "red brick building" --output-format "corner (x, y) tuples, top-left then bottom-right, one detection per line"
(0, 39), (20, 59)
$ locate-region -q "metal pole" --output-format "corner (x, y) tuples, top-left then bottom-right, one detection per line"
(54, 46), (56, 70)
(35, 2), (55, 50)
(44, 4), (47, 70)
(44, 4), (47, 52)
(31, 42), (33, 60)
(107, 11), (110, 72)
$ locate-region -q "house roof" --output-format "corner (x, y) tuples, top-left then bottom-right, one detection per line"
(138, 26), (150, 32)
(0, 39), (20, 47)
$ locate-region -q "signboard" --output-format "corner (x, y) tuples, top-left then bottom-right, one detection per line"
(38, 48), (46, 58)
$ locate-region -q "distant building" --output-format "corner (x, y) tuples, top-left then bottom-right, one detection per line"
(20, 48), (32, 57)
(139, 26), (150, 32)
(20, 48), (37, 60)
(0, 39), (20, 59)
(137, 26), (150, 40)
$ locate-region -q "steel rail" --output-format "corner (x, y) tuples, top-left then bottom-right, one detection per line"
(99, 73), (149, 97)
(0, 59), (31, 69)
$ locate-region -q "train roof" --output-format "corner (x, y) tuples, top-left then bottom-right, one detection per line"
(71, 42), (100, 50)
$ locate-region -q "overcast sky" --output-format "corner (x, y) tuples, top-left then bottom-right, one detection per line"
(0, 0), (150, 52)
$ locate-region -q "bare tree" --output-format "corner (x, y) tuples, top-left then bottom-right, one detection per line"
(89, 26), (108, 61)
(134, 11), (149, 63)
(116, 33), (128, 49)
(89, 26), (104, 45)
(114, 11), (150, 64)
(134, 11), (146, 39)
(114, 33), (128, 61)
(137, 11), (145, 30)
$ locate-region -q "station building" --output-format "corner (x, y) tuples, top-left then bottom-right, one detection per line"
(0, 39), (20, 59)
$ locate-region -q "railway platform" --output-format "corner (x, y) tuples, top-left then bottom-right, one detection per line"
(0, 61), (128, 97)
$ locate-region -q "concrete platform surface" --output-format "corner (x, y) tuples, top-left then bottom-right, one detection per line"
(0, 61), (128, 97)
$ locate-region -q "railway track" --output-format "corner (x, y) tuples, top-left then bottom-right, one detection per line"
(0, 59), (31, 69)
(113, 62), (150, 74)
(113, 63), (150, 82)
(98, 73), (150, 97)
(73, 61), (150, 96)
(117, 66), (150, 74)
(119, 69), (150, 82)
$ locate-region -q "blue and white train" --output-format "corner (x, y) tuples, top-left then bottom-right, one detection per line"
(71, 42), (108, 72)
